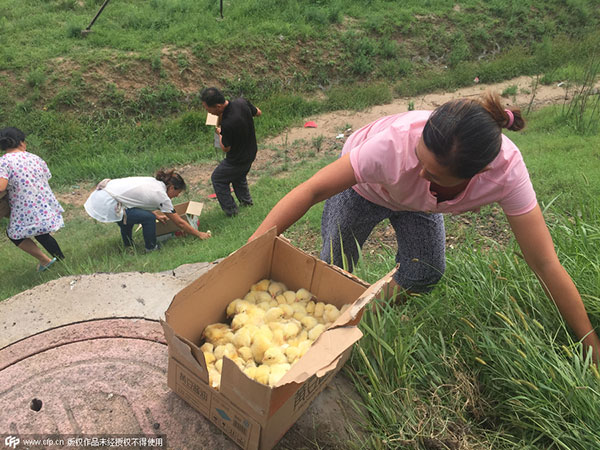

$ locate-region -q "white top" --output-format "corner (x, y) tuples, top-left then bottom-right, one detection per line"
(84, 177), (175, 223)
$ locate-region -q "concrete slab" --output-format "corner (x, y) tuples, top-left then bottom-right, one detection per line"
(0, 262), (365, 449)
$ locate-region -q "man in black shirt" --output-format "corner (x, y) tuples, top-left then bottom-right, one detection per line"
(201, 87), (262, 217)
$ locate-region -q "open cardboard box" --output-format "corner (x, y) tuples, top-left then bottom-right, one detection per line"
(161, 228), (392, 450)
(135, 201), (204, 238)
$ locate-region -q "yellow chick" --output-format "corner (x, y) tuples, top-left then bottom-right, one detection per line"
(313, 302), (326, 319)
(243, 366), (257, 380)
(246, 305), (266, 324)
(308, 323), (326, 341)
(282, 321), (301, 340)
(305, 300), (316, 314)
(214, 343), (237, 360)
(283, 290), (297, 304)
(262, 347), (288, 366)
(215, 358), (224, 373)
(251, 331), (273, 363)
(203, 351), (216, 366)
(267, 281), (286, 297)
(296, 288), (313, 302)
(200, 342), (214, 353)
(323, 304), (341, 324)
(275, 294), (287, 305)
(226, 298), (243, 317)
(298, 339), (313, 357)
(284, 346), (301, 365)
(244, 359), (257, 370)
(289, 329), (308, 347)
(268, 363), (291, 387)
(258, 324), (274, 340)
(244, 291), (259, 303)
(251, 279), (271, 292)
(237, 346), (254, 362)
(264, 306), (285, 323)
(233, 327), (253, 348)
(254, 364), (271, 385)
(280, 303), (294, 319)
(208, 367), (221, 390)
(291, 302), (308, 321)
(257, 301), (271, 311)
(255, 291), (273, 303)
(300, 315), (319, 331)
(203, 323), (233, 345)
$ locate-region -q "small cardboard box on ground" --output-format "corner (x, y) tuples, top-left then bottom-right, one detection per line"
(161, 228), (391, 450)
(139, 201), (204, 242)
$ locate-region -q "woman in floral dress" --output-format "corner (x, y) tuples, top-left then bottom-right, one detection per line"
(0, 127), (65, 271)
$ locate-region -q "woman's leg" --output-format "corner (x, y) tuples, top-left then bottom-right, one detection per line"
(17, 238), (53, 265)
(120, 208), (157, 251)
(35, 233), (65, 260)
(389, 212), (446, 293)
(320, 188), (390, 273)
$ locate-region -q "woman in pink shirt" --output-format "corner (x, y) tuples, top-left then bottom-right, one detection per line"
(251, 91), (600, 362)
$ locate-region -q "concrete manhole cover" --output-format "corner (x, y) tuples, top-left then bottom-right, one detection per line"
(0, 318), (239, 449)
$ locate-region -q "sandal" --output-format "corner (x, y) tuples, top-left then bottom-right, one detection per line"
(37, 258), (57, 272)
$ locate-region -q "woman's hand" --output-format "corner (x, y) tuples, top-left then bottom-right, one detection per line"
(153, 211), (168, 224)
(165, 211), (211, 240)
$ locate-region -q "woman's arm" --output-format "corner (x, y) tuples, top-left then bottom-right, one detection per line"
(164, 211), (211, 240)
(0, 177), (7, 191)
(249, 153), (357, 241)
(507, 205), (600, 362)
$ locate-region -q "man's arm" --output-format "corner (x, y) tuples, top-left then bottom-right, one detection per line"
(215, 127), (231, 153)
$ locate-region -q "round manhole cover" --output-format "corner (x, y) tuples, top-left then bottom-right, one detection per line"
(0, 318), (238, 449)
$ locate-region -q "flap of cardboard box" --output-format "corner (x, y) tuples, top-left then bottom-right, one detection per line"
(275, 325), (363, 387)
(161, 319), (209, 383)
(180, 201), (204, 216)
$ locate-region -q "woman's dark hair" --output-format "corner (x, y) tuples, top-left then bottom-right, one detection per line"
(155, 169), (186, 191)
(0, 127), (26, 151)
(200, 87), (226, 106)
(422, 91), (525, 179)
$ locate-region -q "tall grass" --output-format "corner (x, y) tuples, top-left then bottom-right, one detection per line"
(347, 205), (600, 448)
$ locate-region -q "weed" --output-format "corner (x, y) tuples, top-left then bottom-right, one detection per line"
(26, 68), (47, 88)
(311, 136), (324, 153)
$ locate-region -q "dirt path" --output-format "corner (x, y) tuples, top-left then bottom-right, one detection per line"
(56, 75), (570, 207)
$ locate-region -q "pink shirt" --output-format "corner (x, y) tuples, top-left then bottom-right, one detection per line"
(345, 111), (537, 216)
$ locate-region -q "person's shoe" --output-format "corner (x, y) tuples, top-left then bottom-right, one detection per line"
(37, 258), (57, 272)
(240, 201), (253, 207)
(145, 244), (160, 253)
(225, 209), (239, 217)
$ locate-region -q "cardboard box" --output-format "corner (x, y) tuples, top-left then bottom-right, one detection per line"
(161, 228), (391, 450)
(156, 201), (204, 236)
(0, 191), (9, 219)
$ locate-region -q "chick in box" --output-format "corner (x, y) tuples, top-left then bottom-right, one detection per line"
(200, 278), (349, 390)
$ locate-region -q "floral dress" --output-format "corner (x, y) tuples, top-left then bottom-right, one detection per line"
(0, 151), (64, 240)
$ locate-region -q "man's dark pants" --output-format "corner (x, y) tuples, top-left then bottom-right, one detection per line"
(211, 159), (253, 216)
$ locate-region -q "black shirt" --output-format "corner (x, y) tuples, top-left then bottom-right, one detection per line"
(220, 98), (259, 165)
